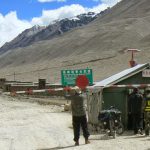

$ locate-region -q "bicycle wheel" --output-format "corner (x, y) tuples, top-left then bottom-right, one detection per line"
(116, 123), (124, 135)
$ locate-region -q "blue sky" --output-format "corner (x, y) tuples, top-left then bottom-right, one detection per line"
(0, 0), (100, 20)
(0, 0), (121, 46)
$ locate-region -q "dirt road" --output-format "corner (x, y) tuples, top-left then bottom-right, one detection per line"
(0, 95), (150, 150)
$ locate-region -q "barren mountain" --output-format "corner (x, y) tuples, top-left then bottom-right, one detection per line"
(0, 12), (102, 53)
(0, 0), (150, 83)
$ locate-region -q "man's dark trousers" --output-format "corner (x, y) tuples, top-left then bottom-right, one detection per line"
(72, 115), (90, 142)
(132, 113), (143, 134)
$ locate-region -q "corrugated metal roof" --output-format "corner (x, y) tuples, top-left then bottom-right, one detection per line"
(93, 63), (149, 87)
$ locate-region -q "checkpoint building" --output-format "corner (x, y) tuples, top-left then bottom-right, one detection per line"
(87, 63), (150, 129)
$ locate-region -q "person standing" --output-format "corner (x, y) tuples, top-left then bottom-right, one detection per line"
(129, 87), (144, 134)
(144, 87), (150, 136)
(65, 88), (90, 146)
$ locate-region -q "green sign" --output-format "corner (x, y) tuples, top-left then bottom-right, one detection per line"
(61, 68), (93, 86)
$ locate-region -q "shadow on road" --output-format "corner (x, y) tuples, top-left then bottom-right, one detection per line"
(124, 135), (147, 139)
(89, 135), (115, 140)
(37, 144), (85, 150)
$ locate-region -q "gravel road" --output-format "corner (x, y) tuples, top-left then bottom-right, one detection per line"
(0, 95), (150, 150)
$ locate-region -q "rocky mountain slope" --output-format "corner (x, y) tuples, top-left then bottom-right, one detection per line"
(0, 11), (108, 53)
(0, 0), (150, 82)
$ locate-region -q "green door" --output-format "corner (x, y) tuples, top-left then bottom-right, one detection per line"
(102, 88), (128, 127)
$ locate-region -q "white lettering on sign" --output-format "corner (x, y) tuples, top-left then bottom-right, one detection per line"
(142, 69), (150, 77)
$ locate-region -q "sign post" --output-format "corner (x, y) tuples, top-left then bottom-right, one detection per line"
(126, 49), (141, 67)
(61, 68), (93, 86)
(142, 69), (150, 77)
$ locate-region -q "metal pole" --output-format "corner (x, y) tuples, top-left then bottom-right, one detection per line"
(131, 51), (134, 60)
(14, 72), (16, 81)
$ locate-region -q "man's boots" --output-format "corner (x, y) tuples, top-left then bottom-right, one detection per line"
(75, 141), (79, 146)
(85, 139), (90, 144)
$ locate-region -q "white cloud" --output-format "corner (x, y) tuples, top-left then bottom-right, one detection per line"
(89, 3), (108, 13)
(100, 0), (121, 6)
(38, 0), (66, 2)
(92, 0), (121, 6)
(0, 0), (121, 47)
(31, 4), (87, 26)
(89, 0), (122, 13)
(0, 12), (32, 47)
(31, 3), (114, 26)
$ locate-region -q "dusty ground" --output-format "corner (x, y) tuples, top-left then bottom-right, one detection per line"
(0, 94), (150, 150)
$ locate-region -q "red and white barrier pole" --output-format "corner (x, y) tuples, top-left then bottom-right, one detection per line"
(3, 86), (78, 96)
(4, 84), (150, 96)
